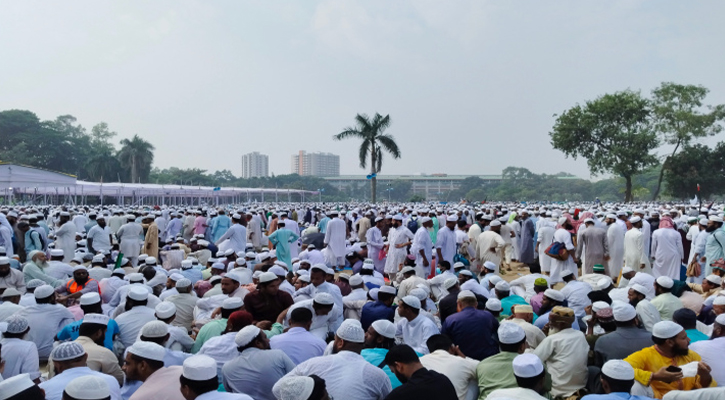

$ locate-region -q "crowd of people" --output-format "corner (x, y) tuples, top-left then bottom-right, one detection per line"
(0, 202), (723, 400)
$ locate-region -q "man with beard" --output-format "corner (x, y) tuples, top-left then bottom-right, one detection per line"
(0, 255), (25, 292)
(55, 266), (100, 305)
(23, 250), (64, 288)
(628, 283), (661, 332)
(221, 325), (296, 400)
(704, 215), (725, 276)
(385, 215), (414, 282)
(86, 215), (112, 254)
(62, 314), (123, 385)
(360, 320), (409, 389)
(625, 321), (715, 398)
(287, 319), (392, 400)
(605, 214), (625, 280)
(690, 314), (725, 389)
(244, 271), (294, 322)
(383, 344), (457, 400)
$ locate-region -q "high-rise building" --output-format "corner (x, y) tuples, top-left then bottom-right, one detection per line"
(291, 151), (340, 177)
(241, 152), (269, 178)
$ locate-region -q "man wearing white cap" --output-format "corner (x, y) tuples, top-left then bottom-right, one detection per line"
(625, 321), (715, 398)
(576, 218), (610, 275)
(419, 334), (477, 400)
(270, 307), (327, 364)
(285, 292), (343, 341)
(323, 211), (347, 270)
(0, 373), (45, 400)
(115, 287), (158, 347)
(624, 217), (651, 275)
(181, 355), (253, 400)
(191, 297), (244, 353)
(397, 266), (427, 303)
(55, 212), (77, 263)
(441, 289), (498, 361)
(366, 216), (387, 274)
(221, 325), (296, 400)
(214, 213), (247, 255)
(40, 342), (121, 400)
(651, 216), (684, 280)
(87, 216), (112, 254)
(477, 323), (529, 399)
(628, 284), (661, 332)
(286, 319), (392, 400)
(56, 293), (119, 352)
(581, 360), (651, 400)
(436, 215), (458, 267)
(62, 375), (113, 400)
(59, 314), (124, 385)
(593, 302), (653, 369)
(690, 314), (725, 392)
(0, 315), (41, 383)
(397, 295), (440, 355)
(651, 276), (683, 321)
(124, 341), (185, 400)
(384, 215), (414, 281)
(411, 217), (434, 278)
(604, 215), (625, 281)
(705, 215), (725, 276)
(117, 215), (144, 267)
(17, 284), (74, 360)
(0, 256), (25, 293)
(23, 250), (64, 288)
(165, 278), (197, 331)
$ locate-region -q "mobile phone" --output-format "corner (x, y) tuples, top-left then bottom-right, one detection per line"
(666, 366), (682, 373)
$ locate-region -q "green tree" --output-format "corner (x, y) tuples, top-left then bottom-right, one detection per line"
(333, 113), (401, 203)
(550, 90), (659, 202)
(665, 143), (725, 199)
(650, 82), (725, 200)
(118, 135), (155, 183)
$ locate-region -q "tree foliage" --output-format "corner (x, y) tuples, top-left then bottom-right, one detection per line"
(664, 143), (725, 199)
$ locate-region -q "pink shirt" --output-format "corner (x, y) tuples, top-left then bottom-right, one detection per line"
(130, 366), (185, 400)
(194, 216), (207, 235)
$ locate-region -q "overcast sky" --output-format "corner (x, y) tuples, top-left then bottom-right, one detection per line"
(1, 1), (724, 179)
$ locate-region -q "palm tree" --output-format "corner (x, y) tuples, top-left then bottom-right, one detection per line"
(334, 113), (401, 203)
(117, 135), (155, 183)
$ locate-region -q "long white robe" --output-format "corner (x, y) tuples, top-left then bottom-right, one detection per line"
(365, 226), (385, 273)
(55, 221), (77, 263)
(537, 224), (556, 273)
(323, 217), (347, 259)
(549, 228), (576, 284)
(606, 223), (625, 279)
(624, 227), (650, 273)
(411, 227), (433, 278)
(651, 228), (684, 280)
(117, 222), (143, 266)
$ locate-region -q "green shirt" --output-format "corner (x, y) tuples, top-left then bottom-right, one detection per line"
(477, 351), (518, 399)
(192, 318), (227, 353)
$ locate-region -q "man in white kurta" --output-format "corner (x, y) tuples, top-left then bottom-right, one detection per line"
(365, 218), (386, 274)
(385, 217), (414, 279)
(605, 215), (625, 279)
(323, 213), (347, 268)
(651, 220), (684, 280)
(411, 217), (434, 278)
(475, 222), (506, 270)
(117, 217), (144, 267)
(549, 220), (577, 284)
(55, 214), (77, 263)
(624, 217), (651, 274)
(537, 219), (556, 274)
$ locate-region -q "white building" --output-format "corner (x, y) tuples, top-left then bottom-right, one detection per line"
(291, 151), (340, 177)
(241, 152), (269, 178)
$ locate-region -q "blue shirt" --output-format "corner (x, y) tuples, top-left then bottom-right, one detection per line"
(686, 329), (709, 343)
(180, 268), (203, 285)
(360, 301), (395, 331)
(500, 294), (529, 317)
(535, 311), (580, 331)
(56, 318), (120, 351)
(361, 348), (423, 390)
(441, 306), (499, 361)
(582, 393), (656, 400)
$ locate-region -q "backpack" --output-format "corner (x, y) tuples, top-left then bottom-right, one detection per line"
(31, 229), (45, 250)
(544, 241), (568, 261)
(407, 217), (419, 234)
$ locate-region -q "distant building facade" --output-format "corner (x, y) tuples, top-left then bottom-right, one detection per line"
(241, 152), (269, 178)
(291, 151), (340, 177)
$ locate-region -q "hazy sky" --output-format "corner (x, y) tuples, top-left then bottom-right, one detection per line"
(1, 1), (724, 179)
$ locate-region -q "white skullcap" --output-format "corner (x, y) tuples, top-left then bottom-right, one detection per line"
(349, 274), (364, 286)
(183, 355), (218, 381)
(0, 256), (10, 266)
(336, 319), (365, 343)
(486, 298), (502, 312)
(181, 259), (193, 269)
(602, 360), (635, 381)
(91, 254), (105, 264)
(612, 301), (637, 322)
(419, 216), (431, 224)
(544, 289), (565, 302)
(401, 295), (421, 309)
(700, 218), (708, 226)
(175, 278), (192, 289)
(489, 275), (503, 286)
(80, 292), (101, 306)
(652, 321), (684, 339)
(498, 322), (526, 344)
(236, 258), (247, 266)
(483, 261), (498, 271)
(50, 249), (64, 257)
(558, 217), (568, 226)
(622, 266), (634, 274)
(314, 292), (335, 306)
(709, 215), (723, 223)
(453, 262), (465, 269)
(714, 296), (725, 306)
(409, 288), (427, 302)
(630, 284), (648, 296)
(371, 319), (396, 339)
(392, 215), (403, 221)
(222, 297), (244, 310)
(400, 266), (415, 275)
(64, 375), (110, 400)
(51, 341), (86, 361)
(606, 214), (617, 219)
(269, 266), (287, 276)
(446, 215), (458, 222)
(443, 277), (458, 290)
(82, 313), (109, 326)
(0, 374), (36, 400)
(211, 262), (226, 271)
(597, 276), (613, 290)
(495, 281), (511, 291)
(141, 320), (169, 338)
(512, 353), (544, 378)
(259, 271), (278, 283)
(272, 376), (315, 400)
(34, 284), (54, 299)
(154, 301), (176, 319)
(706, 275), (723, 286)
(489, 220), (501, 227)
(592, 301), (610, 313)
(169, 273), (184, 282)
(128, 286), (149, 301)
(26, 279), (45, 289)
(5, 314), (29, 334)
(0, 288), (20, 298)
(457, 290), (476, 300)
(235, 325), (261, 347)
(716, 314), (725, 325)
(128, 341), (166, 362)
(127, 273), (144, 283)
(630, 216), (641, 224)
(656, 276), (674, 289)
(379, 285), (396, 296)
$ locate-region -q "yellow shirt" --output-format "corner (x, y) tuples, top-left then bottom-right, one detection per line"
(624, 345), (716, 399)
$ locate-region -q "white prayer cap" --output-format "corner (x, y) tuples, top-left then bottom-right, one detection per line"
(558, 217), (568, 226)
(483, 261), (498, 271)
(349, 274), (364, 286)
(235, 325), (261, 347)
(400, 266), (415, 275)
(0, 288), (20, 298)
(709, 215), (723, 223)
(5, 314), (29, 334)
(443, 277), (458, 290)
(138, 254), (148, 261)
(544, 289), (565, 302)
(498, 323), (526, 344)
(486, 298), (502, 312)
(489, 275), (503, 285)
(0, 374), (36, 400)
(145, 256), (157, 264)
(50, 249), (64, 257)
(336, 319), (365, 343)
(51, 341), (86, 361)
(313, 292), (335, 306)
(259, 272), (278, 283)
(706, 275), (722, 286)
(211, 262), (226, 271)
(512, 353), (544, 378)
(169, 273), (184, 282)
(34, 284), (54, 299)
(26, 279), (45, 289)
(174, 277), (191, 289)
(699, 218), (708, 226)
(141, 320), (169, 338)
(409, 288), (427, 302)
(392, 215), (403, 221)
(597, 277), (613, 290)
(128, 286), (149, 301)
(64, 375), (111, 400)
(269, 265), (287, 276)
(629, 216), (641, 224)
(310, 264), (327, 273)
(457, 290), (476, 300)
(622, 266), (634, 274)
(628, 284), (647, 297)
(222, 297), (244, 310)
(374, 216), (384, 223)
(126, 273), (144, 283)
(79, 292), (101, 306)
(606, 214), (617, 219)
(713, 296), (725, 306)
(371, 320), (396, 339)
(458, 270), (473, 278)
(495, 281), (510, 291)
(616, 210), (627, 216)
(612, 301), (637, 322)
(716, 314), (725, 325)
(181, 259), (193, 269)
(155, 301), (177, 319)
(592, 301), (610, 313)
(91, 254), (105, 264)
(652, 321), (684, 339)
(128, 341), (166, 362)
(379, 285), (396, 296)
(419, 216), (431, 224)
(601, 360), (635, 381)
(446, 215), (458, 222)
(82, 313), (109, 326)
(0, 256), (9, 266)
(272, 376), (315, 400)
(656, 276), (674, 289)
(182, 355), (218, 381)
(401, 295), (421, 309)
(489, 220), (501, 227)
